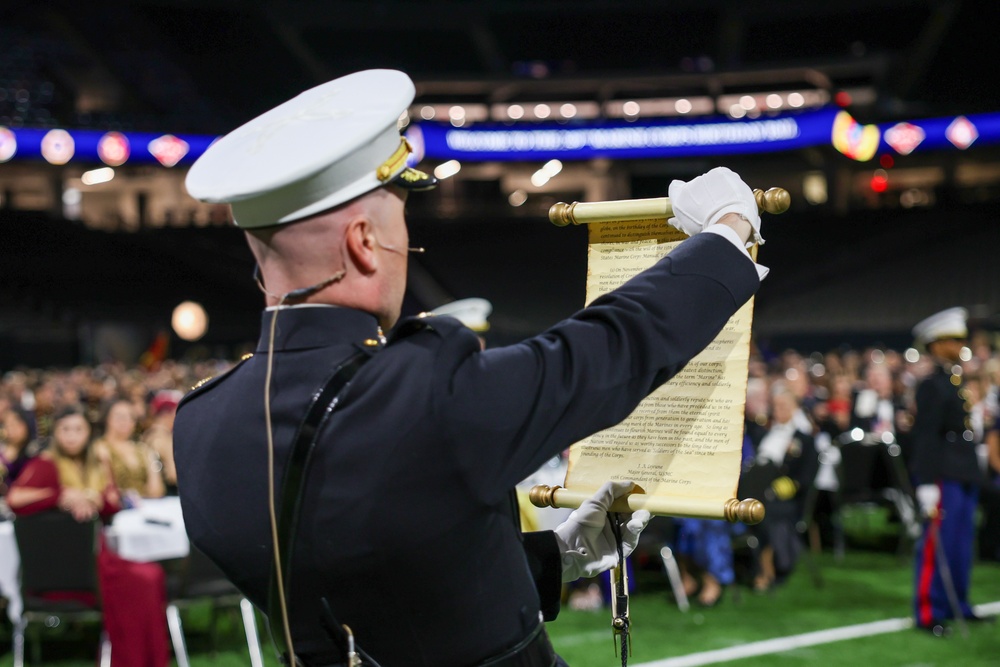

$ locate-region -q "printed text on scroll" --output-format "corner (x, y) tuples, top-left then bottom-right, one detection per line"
(565, 219), (755, 508)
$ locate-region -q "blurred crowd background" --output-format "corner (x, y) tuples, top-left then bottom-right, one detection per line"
(4, 328), (999, 557)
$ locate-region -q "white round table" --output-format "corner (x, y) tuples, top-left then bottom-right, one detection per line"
(0, 497), (191, 623)
(105, 496), (190, 563)
(0, 521), (21, 622)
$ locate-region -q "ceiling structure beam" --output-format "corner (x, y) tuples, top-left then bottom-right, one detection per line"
(267, 19), (335, 84)
(410, 62), (882, 102)
(893, 0), (961, 99)
(116, 0), (939, 29)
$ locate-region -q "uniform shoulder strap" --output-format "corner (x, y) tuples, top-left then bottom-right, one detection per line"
(268, 321), (433, 665)
(268, 350), (372, 664)
(180, 353), (255, 409)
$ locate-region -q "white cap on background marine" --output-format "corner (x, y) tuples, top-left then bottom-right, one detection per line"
(912, 307), (968, 344)
(185, 69), (435, 229)
(430, 298), (493, 332)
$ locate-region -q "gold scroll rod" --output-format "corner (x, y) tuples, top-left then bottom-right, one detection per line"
(549, 187), (791, 226)
(529, 485), (765, 525)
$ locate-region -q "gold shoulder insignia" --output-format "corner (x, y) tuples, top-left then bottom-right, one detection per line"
(191, 376), (214, 391)
(189, 354), (253, 392)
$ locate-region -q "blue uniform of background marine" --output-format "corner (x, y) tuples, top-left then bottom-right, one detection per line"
(911, 362), (982, 628)
(174, 232), (759, 666)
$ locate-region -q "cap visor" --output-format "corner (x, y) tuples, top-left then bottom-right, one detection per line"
(393, 167), (437, 191)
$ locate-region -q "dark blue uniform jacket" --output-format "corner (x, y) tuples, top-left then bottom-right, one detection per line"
(174, 232), (759, 666)
(911, 363), (982, 486)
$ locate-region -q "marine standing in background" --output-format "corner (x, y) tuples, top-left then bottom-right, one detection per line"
(910, 307), (986, 636)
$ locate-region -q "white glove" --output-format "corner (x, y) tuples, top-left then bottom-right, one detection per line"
(667, 167), (764, 245)
(553, 481), (652, 582)
(916, 484), (941, 518)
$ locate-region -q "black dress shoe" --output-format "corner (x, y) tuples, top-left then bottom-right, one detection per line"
(964, 613), (995, 624)
(916, 620), (951, 637)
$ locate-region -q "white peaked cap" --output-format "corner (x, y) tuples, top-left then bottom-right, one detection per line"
(912, 307), (968, 344)
(430, 298), (493, 332)
(185, 69), (435, 229)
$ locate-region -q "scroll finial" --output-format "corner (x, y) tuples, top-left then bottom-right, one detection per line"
(529, 484), (560, 508)
(754, 187), (791, 215)
(723, 498), (765, 524)
(549, 202), (576, 227)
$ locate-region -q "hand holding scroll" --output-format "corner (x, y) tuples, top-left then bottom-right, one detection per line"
(554, 481), (651, 582)
(667, 167), (764, 245)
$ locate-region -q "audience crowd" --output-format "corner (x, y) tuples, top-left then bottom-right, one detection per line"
(671, 333), (1000, 607)
(2, 335), (1000, 651)
(0, 359), (232, 666)
(557, 333), (1000, 608)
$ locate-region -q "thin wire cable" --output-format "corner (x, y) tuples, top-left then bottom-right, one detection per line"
(257, 266), (346, 665)
(254, 252), (361, 664)
(265, 300), (297, 662)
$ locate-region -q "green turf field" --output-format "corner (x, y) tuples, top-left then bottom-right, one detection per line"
(3, 530), (998, 666)
(547, 548), (1000, 666)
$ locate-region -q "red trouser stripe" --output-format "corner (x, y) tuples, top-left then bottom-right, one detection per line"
(917, 510), (941, 627)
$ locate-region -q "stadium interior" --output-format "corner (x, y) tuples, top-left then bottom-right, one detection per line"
(1, 0), (999, 363)
(4, 3), (1000, 667)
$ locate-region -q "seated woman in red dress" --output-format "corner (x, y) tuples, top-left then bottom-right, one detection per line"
(94, 399), (166, 504)
(8, 406), (170, 667)
(0, 406), (43, 496)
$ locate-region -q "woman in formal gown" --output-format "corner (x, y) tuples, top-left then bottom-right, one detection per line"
(94, 400), (165, 503)
(8, 406), (170, 667)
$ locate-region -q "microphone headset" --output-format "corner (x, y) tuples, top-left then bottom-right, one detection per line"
(377, 241), (425, 255)
(254, 238), (423, 663)
(255, 264), (348, 663)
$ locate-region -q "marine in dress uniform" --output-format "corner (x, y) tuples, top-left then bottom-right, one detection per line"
(746, 386), (818, 590)
(910, 307), (985, 635)
(173, 69), (766, 666)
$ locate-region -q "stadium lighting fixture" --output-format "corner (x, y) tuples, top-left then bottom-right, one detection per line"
(81, 167), (115, 185)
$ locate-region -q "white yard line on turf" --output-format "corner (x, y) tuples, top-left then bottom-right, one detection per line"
(972, 601), (1000, 616)
(626, 601), (1000, 667)
(634, 619), (911, 667)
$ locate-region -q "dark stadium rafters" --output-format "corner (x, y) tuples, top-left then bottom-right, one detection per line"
(2, 0), (993, 135)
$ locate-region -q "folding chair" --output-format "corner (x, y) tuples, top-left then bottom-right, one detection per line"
(836, 432), (919, 554)
(12, 511), (111, 667)
(166, 545), (263, 667)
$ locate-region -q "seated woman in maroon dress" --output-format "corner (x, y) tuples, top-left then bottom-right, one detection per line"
(94, 400), (166, 504)
(0, 406), (42, 496)
(8, 406), (170, 667)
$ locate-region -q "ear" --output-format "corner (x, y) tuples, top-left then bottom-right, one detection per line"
(344, 216), (378, 274)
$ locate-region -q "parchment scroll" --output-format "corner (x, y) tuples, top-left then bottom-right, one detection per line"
(563, 219), (756, 518)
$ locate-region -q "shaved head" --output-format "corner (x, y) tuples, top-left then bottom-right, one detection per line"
(245, 186), (410, 328)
